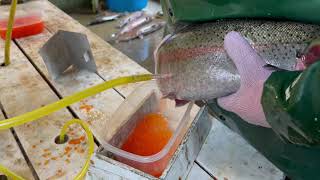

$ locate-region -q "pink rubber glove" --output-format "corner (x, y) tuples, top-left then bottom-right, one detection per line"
(217, 31), (272, 128)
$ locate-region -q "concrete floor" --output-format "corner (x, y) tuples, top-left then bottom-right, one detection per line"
(70, 0), (163, 73)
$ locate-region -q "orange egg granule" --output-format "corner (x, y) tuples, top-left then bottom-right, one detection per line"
(121, 113), (173, 156)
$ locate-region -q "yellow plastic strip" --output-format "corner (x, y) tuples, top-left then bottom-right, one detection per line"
(0, 74), (152, 130)
(59, 119), (94, 180)
(0, 74), (152, 179)
(4, 0), (18, 66)
(0, 1), (24, 179)
(0, 164), (24, 180)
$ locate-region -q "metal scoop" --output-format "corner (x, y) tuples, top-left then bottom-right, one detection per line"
(39, 30), (97, 79)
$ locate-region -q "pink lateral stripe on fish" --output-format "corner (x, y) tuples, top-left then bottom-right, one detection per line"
(158, 46), (225, 63)
(155, 20), (320, 101)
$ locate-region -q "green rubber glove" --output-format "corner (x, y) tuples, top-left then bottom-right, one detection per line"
(262, 61), (320, 146)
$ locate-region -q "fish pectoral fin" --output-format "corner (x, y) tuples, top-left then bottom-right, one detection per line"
(263, 64), (284, 71)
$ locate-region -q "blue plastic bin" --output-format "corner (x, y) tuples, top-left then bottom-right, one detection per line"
(106, 0), (148, 12)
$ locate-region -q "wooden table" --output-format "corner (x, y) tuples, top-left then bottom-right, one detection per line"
(0, 1), (283, 179)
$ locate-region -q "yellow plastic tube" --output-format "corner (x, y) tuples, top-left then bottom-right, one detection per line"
(0, 119), (94, 180)
(59, 119), (95, 180)
(4, 0), (18, 66)
(0, 74), (152, 179)
(0, 74), (153, 130)
(0, 164), (24, 180)
(0, 1), (23, 178)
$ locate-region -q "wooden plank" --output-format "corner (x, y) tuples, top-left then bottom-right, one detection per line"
(0, 111), (35, 179)
(15, 29), (125, 144)
(0, 40), (90, 179)
(196, 118), (284, 180)
(41, 0), (150, 97)
(186, 164), (213, 180)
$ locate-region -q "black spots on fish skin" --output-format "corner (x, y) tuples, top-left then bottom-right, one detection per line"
(222, 26), (228, 31)
(262, 34), (267, 40)
(296, 34), (301, 40)
(233, 25), (242, 32)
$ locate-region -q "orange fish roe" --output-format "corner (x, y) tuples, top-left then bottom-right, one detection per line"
(80, 136), (85, 141)
(79, 104), (93, 112)
(121, 113), (173, 156)
(42, 152), (52, 158)
(68, 135), (86, 145)
(64, 146), (72, 154)
(68, 139), (81, 145)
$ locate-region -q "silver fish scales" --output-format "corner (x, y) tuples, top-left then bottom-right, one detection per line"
(155, 20), (320, 101)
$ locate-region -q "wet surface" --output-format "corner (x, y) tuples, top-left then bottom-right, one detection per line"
(70, 0), (163, 73)
(108, 29), (164, 73)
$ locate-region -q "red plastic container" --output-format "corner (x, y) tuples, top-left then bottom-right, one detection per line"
(0, 14), (44, 39)
(0, 0), (44, 39)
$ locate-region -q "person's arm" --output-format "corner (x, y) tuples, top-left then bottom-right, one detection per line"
(262, 61), (320, 146)
(218, 31), (320, 146)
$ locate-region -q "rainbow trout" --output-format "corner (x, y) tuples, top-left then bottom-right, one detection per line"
(155, 20), (320, 103)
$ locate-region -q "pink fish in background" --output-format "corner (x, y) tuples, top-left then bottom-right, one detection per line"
(119, 15), (153, 35)
(115, 21), (166, 42)
(117, 11), (145, 28)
